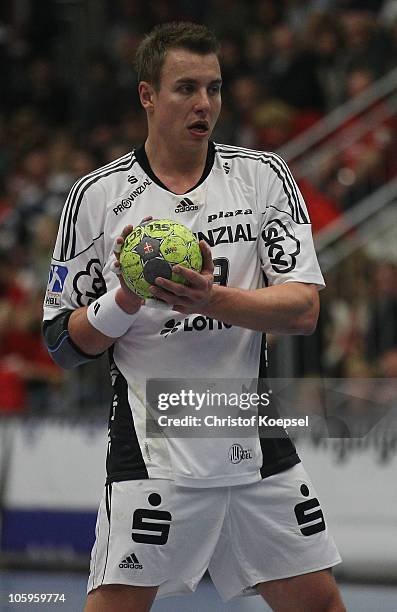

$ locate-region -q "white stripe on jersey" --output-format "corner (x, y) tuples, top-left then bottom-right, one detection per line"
(60, 152), (137, 261)
(215, 144), (308, 224)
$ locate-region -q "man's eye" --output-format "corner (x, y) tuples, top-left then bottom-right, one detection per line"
(209, 86), (221, 95)
(179, 85), (194, 93)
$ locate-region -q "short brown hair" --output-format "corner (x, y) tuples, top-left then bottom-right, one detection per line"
(134, 22), (220, 90)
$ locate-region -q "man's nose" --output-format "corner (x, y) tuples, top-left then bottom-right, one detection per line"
(193, 89), (210, 112)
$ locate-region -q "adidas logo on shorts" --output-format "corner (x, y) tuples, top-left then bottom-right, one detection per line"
(119, 553), (143, 570)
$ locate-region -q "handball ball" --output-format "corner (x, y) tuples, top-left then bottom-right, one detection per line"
(119, 219), (202, 300)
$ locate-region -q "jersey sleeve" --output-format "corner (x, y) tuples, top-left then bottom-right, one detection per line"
(257, 153), (325, 288)
(43, 182), (106, 322)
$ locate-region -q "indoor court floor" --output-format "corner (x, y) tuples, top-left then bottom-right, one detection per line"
(1, 570), (396, 611)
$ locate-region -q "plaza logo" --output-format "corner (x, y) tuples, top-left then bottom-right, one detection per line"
(160, 316), (232, 337)
(175, 197), (199, 213)
(113, 178), (152, 215)
(207, 209), (252, 223)
(229, 444), (253, 464)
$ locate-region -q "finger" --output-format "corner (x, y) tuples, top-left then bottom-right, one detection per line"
(110, 259), (122, 275)
(171, 265), (209, 289)
(121, 224), (134, 239)
(150, 284), (194, 304)
(116, 266), (145, 303)
(199, 241), (214, 274)
(149, 286), (175, 305)
(113, 225), (134, 259)
(113, 237), (124, 257)
(140, 216), (153, 225)
(172, 305), (190, 314)
(154, 277), (191, 297)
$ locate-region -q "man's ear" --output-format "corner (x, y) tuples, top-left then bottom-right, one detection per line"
(139, 81), (155, 111)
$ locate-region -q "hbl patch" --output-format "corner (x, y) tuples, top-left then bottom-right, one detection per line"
(45, 264), (68, 308)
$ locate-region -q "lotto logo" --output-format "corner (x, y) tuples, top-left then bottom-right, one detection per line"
(160, 316), (232, 337)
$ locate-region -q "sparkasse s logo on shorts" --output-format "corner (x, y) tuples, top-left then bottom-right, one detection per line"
(229, 444), (253, 464)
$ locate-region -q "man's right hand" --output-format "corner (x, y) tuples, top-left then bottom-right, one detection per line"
(112, 218), (153, 314)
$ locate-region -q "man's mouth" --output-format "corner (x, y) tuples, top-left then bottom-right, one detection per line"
(188, 121), (210, 134)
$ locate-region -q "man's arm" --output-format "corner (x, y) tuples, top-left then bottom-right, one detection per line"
(43, 282), (142, 368)
(68, 286), (142, 355)
(199, 282), (319, 335)
(44, 224), (145, 366)
(67, 306), (116, 355)
(149, 242), (319, 335)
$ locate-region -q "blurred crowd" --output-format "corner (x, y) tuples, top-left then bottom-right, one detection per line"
(0, 0), (397, 414)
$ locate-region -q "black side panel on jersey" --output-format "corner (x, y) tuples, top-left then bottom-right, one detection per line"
(257, 335), (301, 478)
(106, 354), (149, 483)
(43, 311), (103, 369)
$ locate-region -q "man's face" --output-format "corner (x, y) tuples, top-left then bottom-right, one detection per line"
(145, 49), (222, 148)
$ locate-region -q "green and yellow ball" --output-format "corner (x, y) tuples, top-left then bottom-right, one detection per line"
(120, 219), (202, 300)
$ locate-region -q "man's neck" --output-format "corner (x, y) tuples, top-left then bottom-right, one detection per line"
(144, 137), (208, 194)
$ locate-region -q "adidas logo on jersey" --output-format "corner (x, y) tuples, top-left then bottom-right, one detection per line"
(175, 197), (199, 213)
(208, 209), (252, 223)
(119, 553), (143, 570)
(160, 316), (232, 337)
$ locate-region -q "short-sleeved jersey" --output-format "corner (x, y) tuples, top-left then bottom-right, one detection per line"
(43, 142), (324, 488)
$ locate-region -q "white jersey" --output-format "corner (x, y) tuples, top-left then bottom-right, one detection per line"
(43, 143), (324, 488)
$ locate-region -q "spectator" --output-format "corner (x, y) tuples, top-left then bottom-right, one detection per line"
(5, 56), (70, 124)
(74, 54), (120, 130)
(307, 13), (346, 110)
(268, 23), (326, 114)
(366, 261), (397, 360)
(228, 74), (264, 147)
(0, 287), (63, 414)
(244, 29), (271, 89)
(317, 67), (395, 208)
(340, 9), (393, 77)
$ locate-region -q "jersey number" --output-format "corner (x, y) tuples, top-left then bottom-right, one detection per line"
(213, 257), (229, 286)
